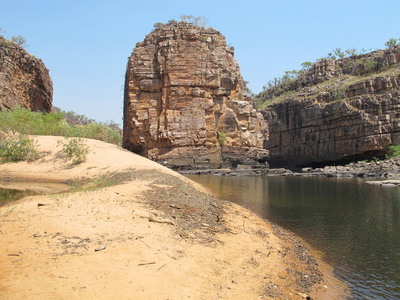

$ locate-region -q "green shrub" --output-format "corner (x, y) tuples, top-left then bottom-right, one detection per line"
(0, 134), (38, 163)
(57, 137), (90, 164)
(167, 19), (178, 26)
(386, 145), (400, 159)
(0, 106), (68, 135)
(0, 106), (121, 145)
(333, 86), (347, 100)
(218, 130), (227, 146)
(180, 15), (208, 27)
(198, 36), (208, 42)
(153, 22), (164, 30)
(364, 58), (377, 73)
(0, 37), (13, 48)
(385, 38), (399, 49)
(66, 123), (121, 144)
(11, 35), (29, 48)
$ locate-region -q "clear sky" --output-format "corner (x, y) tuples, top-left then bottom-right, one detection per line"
(1, 0), (399, 124)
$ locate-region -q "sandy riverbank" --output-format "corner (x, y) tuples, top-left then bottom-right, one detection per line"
(0, 136), (335, 299)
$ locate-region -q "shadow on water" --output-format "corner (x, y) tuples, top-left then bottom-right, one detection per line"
(186, 175), (400, 300)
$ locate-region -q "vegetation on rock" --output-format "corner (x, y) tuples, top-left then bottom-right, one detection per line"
(385, 38), (399, 49)
(0, 28), (29, 48)
(255, 42), (400, 108)
(256, 38), (400, 106)
(386, 145), (400, 159)
(218, 130), (227, 146)
(153, 15), (209, 31)
(258, 41), (400, 167)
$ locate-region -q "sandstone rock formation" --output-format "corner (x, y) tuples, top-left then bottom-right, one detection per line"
(0, 36), (53, 112)
(123, 22), (268, 169)
(303, 157), (400, 179)
(260, 45), (400, 167)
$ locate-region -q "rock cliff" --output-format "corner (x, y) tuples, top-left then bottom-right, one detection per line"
(123, 22), (268, 169)
(0, 36), (53, 112)
(260, 45), (400, 167)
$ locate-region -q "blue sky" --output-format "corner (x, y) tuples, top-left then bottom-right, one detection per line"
(1, 0), (399, 124)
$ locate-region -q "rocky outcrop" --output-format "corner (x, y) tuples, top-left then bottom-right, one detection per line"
(0, 36), (52, 112)
(261, 45), (400, 167)
(123, 22), (268, 169)
(302, 157), (400, 179)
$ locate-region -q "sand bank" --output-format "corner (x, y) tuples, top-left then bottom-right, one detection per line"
(0, 136), (336, 299)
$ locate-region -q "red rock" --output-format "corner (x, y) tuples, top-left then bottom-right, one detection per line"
(123, 22), (268, 169)
(261, 45), (400, 167)
(0, 36), (52, 112)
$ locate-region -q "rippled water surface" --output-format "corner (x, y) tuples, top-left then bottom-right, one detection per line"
(186, 175), (400, 299)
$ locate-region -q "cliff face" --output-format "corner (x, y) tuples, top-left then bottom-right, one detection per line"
(123, 22), (268, 169)
(261, 45), (400, 167)
(0, 36), (53, 112)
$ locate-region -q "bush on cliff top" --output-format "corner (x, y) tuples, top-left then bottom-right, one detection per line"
(257, 38), (400, 106)
(153, 15), (209, 31)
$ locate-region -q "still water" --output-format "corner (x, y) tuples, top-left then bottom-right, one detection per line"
(186, 175), (400, 299)
(0, 187), (38, 206)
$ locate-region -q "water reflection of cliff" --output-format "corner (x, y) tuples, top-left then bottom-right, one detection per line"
(186, 175), (400, 299)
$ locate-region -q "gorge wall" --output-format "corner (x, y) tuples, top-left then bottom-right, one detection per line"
(0, 36), (53, 113)
(123, 22), (268, 169)
(260, 45), (400, 167)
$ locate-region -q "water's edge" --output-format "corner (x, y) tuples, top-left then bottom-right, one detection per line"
(186, 175), (400, 299)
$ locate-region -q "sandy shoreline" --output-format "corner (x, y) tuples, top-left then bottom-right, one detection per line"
(0, 136), (339, 299)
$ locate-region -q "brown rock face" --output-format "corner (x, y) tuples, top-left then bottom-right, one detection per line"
(261, 46), (400, 167)
(0, 36), (53, 112)
(123, 22), (268, 169)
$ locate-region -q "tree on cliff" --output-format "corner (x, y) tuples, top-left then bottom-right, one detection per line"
(0, 27), (29, 48)
(153, 16), (209, 30)
(180, 15), (208, 27)
(11, 35), (29, 48)
(153, 22), (164, 30)
(385, 38), (399, 48)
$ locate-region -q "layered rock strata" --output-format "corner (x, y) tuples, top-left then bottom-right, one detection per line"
(123, 22), (268, 169)
(261, 46), (400, 167)
(0, 36), (53, 112)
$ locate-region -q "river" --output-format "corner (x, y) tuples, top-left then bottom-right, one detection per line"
(186, 175), (400, 299)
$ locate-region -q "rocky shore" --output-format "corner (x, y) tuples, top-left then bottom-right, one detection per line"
(301, 157), (400, 178)
(179, 158), (400, 181)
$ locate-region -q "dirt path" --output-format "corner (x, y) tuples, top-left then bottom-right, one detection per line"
(0, 136), (334, 299)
